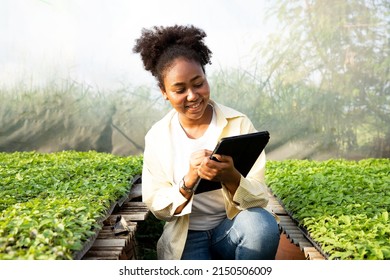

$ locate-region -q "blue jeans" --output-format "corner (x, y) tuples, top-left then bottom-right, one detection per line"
(181, 208), (280, 260)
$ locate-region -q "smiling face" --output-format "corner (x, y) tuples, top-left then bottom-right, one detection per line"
(161, 57), (211, 126)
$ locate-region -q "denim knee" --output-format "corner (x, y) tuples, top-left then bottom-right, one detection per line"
(212, 207), (280, 260)
(235, 208), (279, 235)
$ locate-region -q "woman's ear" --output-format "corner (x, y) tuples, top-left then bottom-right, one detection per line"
(160, 88), (168, 100)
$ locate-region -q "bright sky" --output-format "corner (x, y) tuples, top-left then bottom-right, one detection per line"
(0, 0), (273, 89)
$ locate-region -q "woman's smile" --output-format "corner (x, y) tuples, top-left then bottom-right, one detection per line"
(185, 100), (203, 111)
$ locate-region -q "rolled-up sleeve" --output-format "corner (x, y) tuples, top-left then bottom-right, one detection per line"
(142, 132), (193, 222)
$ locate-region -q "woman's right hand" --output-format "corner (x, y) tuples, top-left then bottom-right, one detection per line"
(175, 149), (213, 213)
(186, 149), (213, 187)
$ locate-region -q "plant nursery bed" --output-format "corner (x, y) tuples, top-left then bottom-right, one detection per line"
(266, 159), (390, 260)
(0, 151), (143, 260)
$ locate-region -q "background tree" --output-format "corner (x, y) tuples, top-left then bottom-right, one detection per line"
(211, 0), (389, 159)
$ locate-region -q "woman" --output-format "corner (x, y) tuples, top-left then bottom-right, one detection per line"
(133, 25), (280, 260)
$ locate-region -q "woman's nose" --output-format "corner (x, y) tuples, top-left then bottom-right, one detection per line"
(187, 88), (198, 101)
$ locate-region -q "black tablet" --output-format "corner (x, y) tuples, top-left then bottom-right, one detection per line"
(194, 131), (270, 194)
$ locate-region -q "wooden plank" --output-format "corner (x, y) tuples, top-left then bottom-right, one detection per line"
(83, 250), (123, 260)
(286, 228), (304, 237)
(303, 247), (318, 254)
(96, 229), (135, 236)
(119, 209), (149, 215)
(279, 221), (296, 228)
(278, 215), (295, 222)
(119, 208), (148, 214)
(119, 210), (149, 215)
(279, 218), (296, 224)
(298, 241), (314, 250)
(92, 239), (126, 247)
(278, 218), (296, 224)
(125, 213), (149, 221)
(310, 256), (326, 260)
(87, 246), (123, 252)
(121, 202), (149, 208)
(101, 224), (137, 231)
(123, 201), (148, 207)
(99, 226), (137, 233)
(280, 225), (300, 232)
(286, 234), (308, 243)
(108, 213), (149, 222)
(120, 208), (149, 213)
(304, 247), (325, 260)
(97, 233), (132, 239)
(84, 250), (122, 257)
(308, 253), (325, 260)
(286, 233), (306, 244)
(82, 256), (119, 260)
(286, 234), (304, 245)
(269, 206), (287, 215)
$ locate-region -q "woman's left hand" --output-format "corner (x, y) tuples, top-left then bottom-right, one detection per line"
(198, 154), (241, 194)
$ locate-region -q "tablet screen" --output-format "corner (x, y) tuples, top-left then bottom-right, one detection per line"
(194, 131), (270, 194)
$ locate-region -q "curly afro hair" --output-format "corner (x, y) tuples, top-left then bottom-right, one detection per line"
(133, 25), (212, 89)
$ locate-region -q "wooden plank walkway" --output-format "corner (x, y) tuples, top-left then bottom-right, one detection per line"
(267, 189), (326, 260)
(81, 182), (149, 260)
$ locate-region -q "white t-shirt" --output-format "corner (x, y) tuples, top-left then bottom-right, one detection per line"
(170, 107), (226, 230)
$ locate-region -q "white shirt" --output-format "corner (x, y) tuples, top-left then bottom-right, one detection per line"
(170, 106), (226, 230)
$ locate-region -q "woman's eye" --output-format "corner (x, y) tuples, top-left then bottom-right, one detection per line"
(194, 82), (203, 88)
(175, 88), (185, 94)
